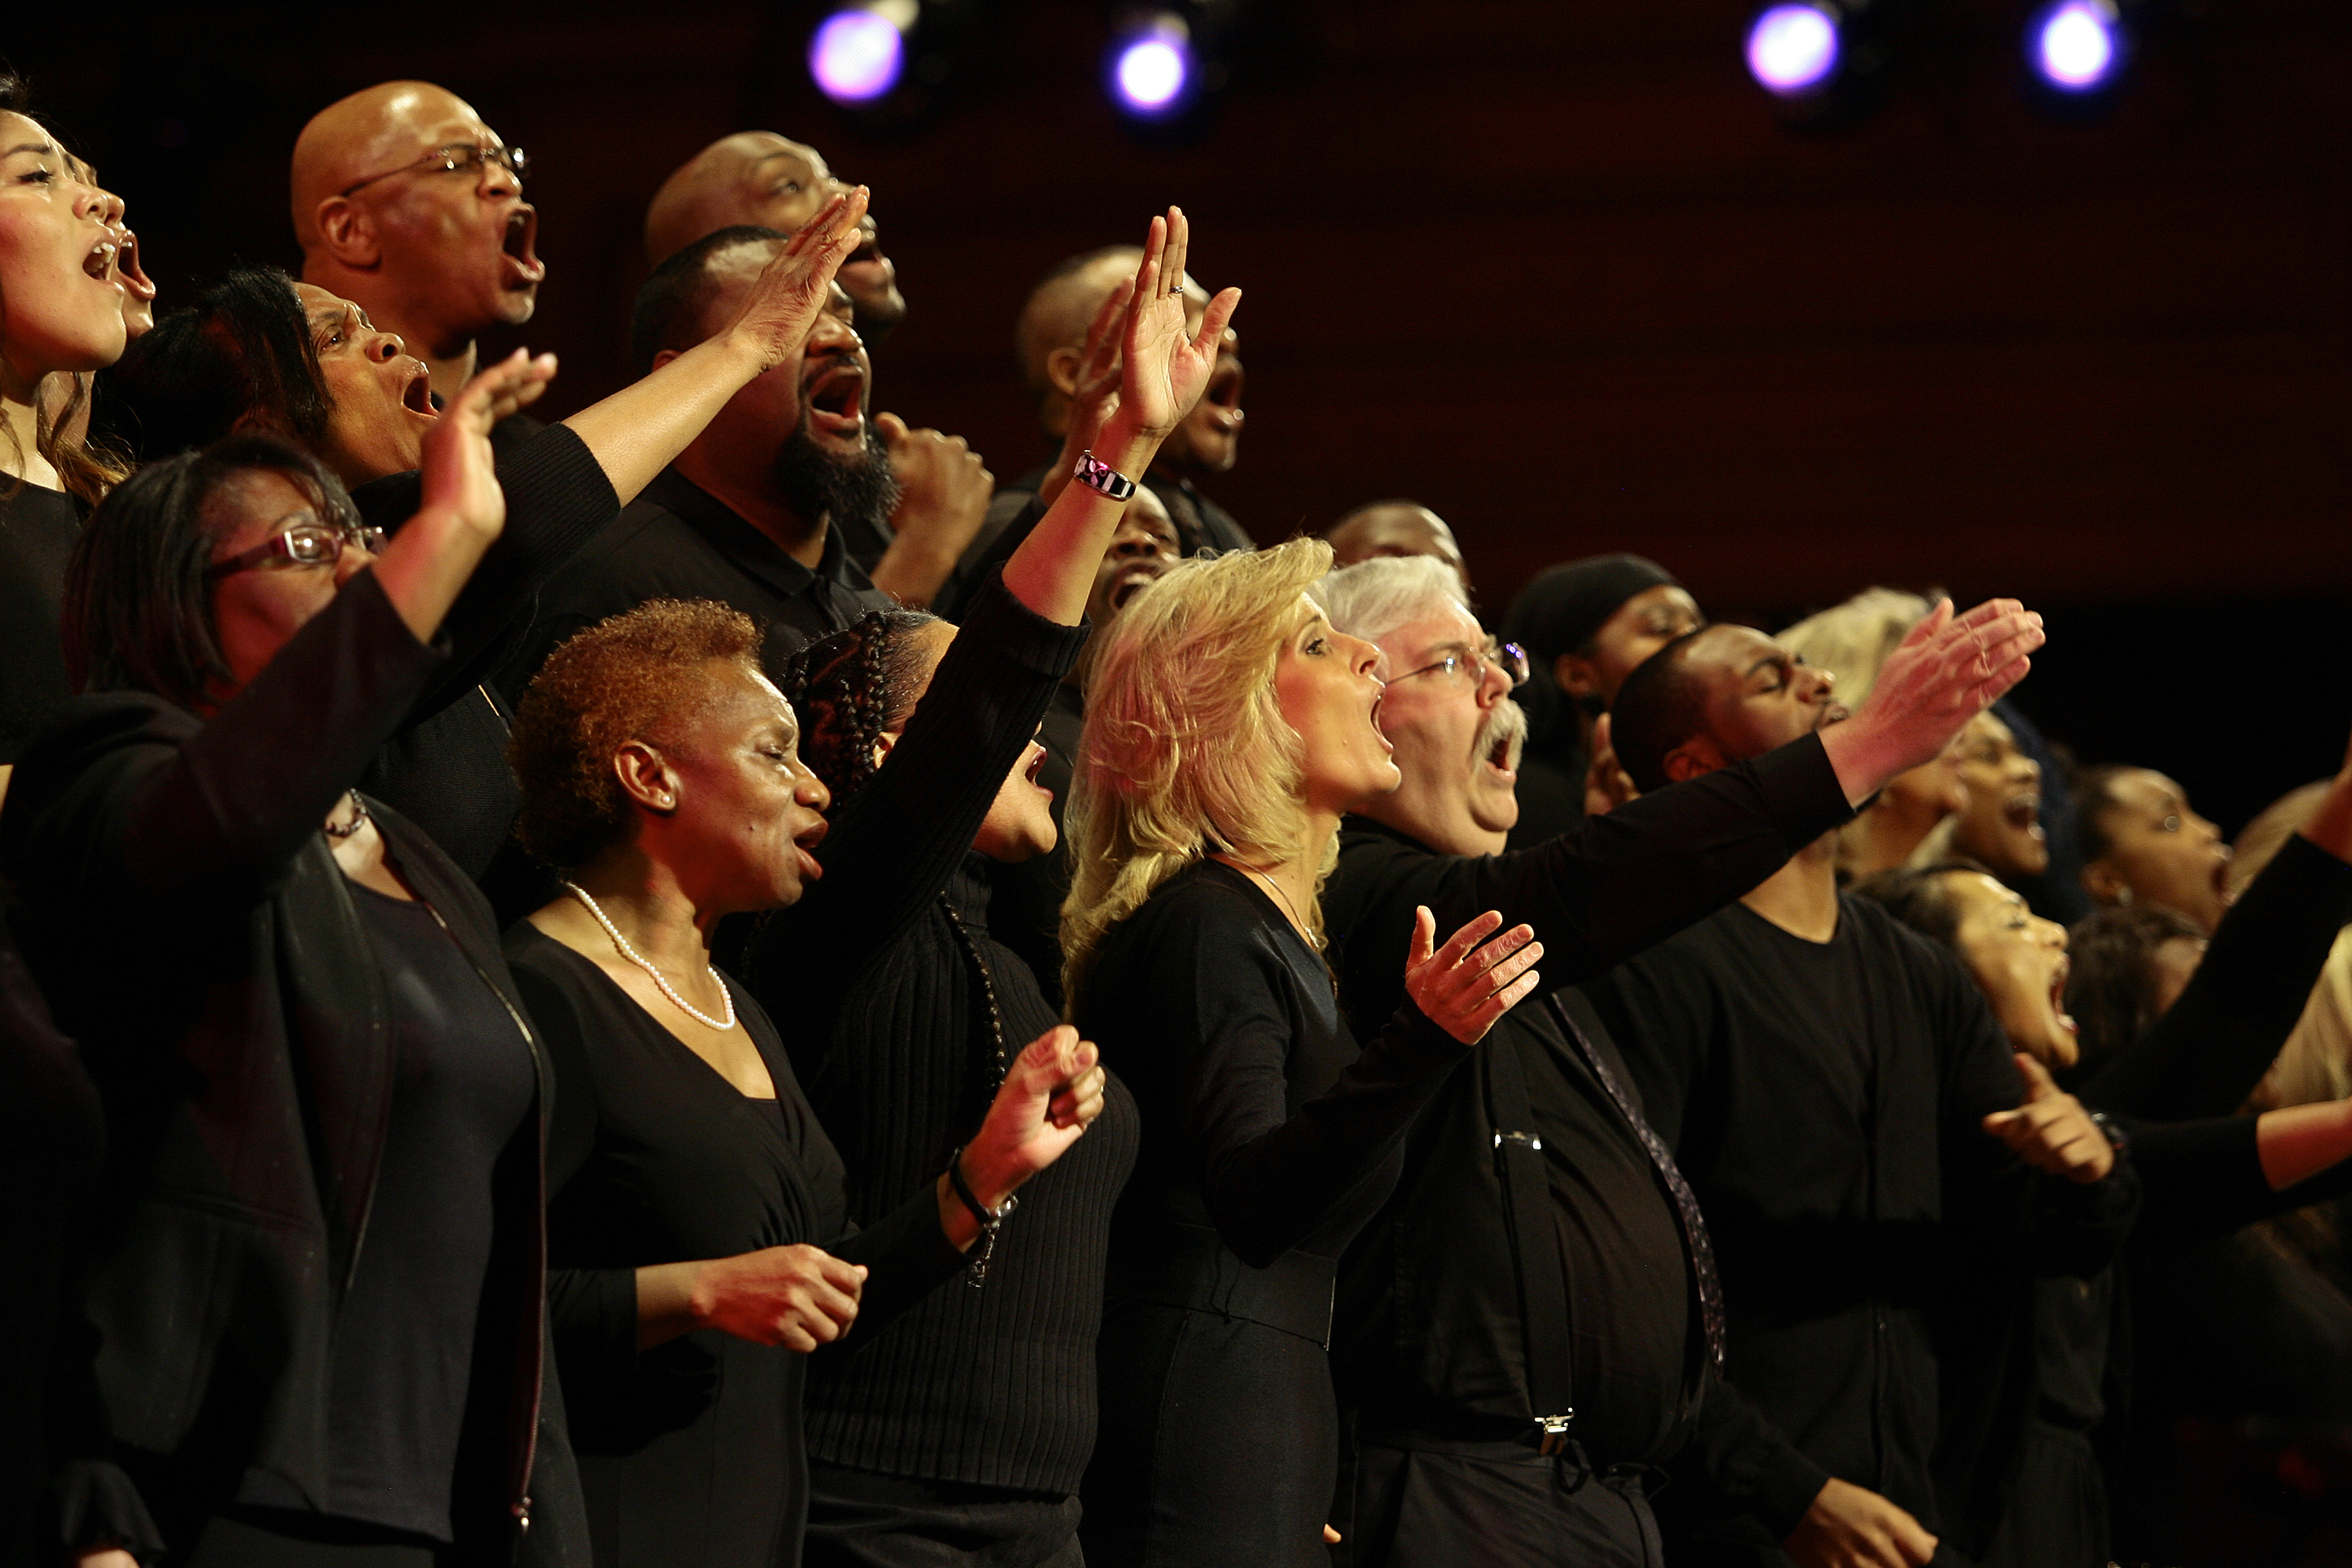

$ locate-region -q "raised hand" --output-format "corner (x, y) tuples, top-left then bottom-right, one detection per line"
(685, 1243), (866, 1352)
(1403, 906), (1544, 1046)
(1981, 1053), (2116, 1184)
(1784, 1476), (1939, 1568)
(722, 187), (873, 372)
(1038, 276), (1138, 506)
(419, 346), (554, 543)
(372, 347), (555, 647)
(1820, 597), (2046, 808)
(958, 1025), (1110, 1214)
(1102, 207), (1241, 448)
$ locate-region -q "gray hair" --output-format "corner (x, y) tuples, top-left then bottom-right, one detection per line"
(1314, 554), (1466, 644)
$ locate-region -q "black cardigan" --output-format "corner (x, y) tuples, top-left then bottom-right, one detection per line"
(0, 574), (586, 1565)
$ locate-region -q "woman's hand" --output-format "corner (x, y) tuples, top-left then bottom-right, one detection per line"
(418, 347), (553, 545)
(955, 1025), (1109, 1218)
(375, 347), (554, 645)
(1098, 208), (1241, 452)
(685, 1244), (866, 1352)
(1404, 906), (1544, 1046)
(722, 187), (873, 374)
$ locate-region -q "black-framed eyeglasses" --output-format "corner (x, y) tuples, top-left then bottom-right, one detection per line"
(1389, 640), (1530, 691)
(206, 520), (387, 580)
(339, 141), (528, 198)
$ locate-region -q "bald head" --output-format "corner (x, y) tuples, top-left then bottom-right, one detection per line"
(292, 82), (487, 247)
(1324, 501), (1471, 598)
(292, 82), (539, 390)
(645, 131), (902, 336)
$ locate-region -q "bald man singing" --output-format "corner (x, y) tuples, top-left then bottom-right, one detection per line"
(292, 82), (543, 438)
(647, 130), (904, 338)
(941, 245), (1249, 616)
(642, 130), (988, 606)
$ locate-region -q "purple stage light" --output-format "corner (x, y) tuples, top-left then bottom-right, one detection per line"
(1746, 3), (1842, 98)
(1111, 18), (1193, 118)
(809, 6), (906, 106)
(2030, 0), (2122, 91)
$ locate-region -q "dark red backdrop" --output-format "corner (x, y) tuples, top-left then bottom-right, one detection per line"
(12, 0), (2350, 826)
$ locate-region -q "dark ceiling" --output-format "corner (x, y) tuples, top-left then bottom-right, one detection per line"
(10, 0), (2350, 824)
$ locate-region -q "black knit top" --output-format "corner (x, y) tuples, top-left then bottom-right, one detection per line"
(742, 576), (1139, 1495)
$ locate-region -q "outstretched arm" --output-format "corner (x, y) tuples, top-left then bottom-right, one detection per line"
(1817, 597), (2046, 808)
(560, 190), (870, 506)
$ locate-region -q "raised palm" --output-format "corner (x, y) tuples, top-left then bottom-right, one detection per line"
(419, 347), (554, 539)
(1113, 207), (1242, 442)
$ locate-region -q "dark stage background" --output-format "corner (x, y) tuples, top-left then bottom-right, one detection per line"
(9, 0), (2350, 833)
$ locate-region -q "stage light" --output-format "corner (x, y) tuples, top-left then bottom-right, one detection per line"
(1746, 3), (1843, 98)
(2028, 0), (2124, 92)
(1109, 13), (1196, 119)
(809, 2), (915, 106)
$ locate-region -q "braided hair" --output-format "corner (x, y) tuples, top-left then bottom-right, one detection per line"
(778, 606), (941, 805)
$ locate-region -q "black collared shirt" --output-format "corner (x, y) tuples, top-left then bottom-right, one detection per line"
(498, 466), (894, 700)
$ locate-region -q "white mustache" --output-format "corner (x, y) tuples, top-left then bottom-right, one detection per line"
(1477, 697), (1528, 773)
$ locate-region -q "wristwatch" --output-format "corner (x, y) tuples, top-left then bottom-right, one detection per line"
(1072, 448), (1138, 503)
(2086, 1110), (2130, 1159)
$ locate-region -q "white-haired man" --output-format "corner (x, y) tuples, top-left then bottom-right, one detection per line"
(1314, 557), (2098, 1567)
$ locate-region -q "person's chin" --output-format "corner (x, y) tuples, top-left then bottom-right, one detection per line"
(845, 281), (906, 331)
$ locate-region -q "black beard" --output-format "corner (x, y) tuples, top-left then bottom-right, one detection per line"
(770, 418), (901, 538)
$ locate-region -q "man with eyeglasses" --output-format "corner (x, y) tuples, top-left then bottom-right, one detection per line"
(292, 82), (543, 430)
(1308, 556), (2062, 1567)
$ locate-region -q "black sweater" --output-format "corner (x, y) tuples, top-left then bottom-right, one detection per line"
(0, 479), (81, 767)
(351, 423), (619, 886)
(512, 929), (965, 1568)
(742, 576), (1139, 1495)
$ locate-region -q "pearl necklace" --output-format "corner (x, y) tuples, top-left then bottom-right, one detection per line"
(563, 881), (736, 1031)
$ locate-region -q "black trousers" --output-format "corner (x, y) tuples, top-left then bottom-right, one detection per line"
(1344, 1437), (1663, 1568)
(803, 1461), (1083, 1568)
(182, 1510), (444, 1568)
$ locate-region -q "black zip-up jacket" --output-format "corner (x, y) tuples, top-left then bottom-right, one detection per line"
(0, 573), (586, 1566)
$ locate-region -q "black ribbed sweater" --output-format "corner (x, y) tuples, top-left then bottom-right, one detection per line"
(742, 576), (1139, 1495)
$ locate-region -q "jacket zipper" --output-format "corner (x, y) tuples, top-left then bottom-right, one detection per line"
(417, 895), (549, 1530)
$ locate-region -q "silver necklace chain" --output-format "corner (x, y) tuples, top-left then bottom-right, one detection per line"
(563, 880), (737, 1032)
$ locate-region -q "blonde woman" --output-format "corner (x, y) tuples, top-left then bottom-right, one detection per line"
(1063, 537), (1542, 1566)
